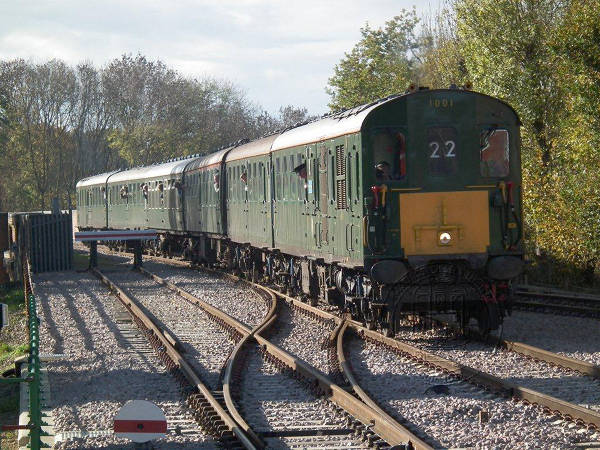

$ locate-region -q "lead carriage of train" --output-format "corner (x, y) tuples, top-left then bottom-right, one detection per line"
(77, 87), (524, 335)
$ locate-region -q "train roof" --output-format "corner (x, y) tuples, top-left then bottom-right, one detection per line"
(271, 89), (520, 152)
(109, 157), (197, 184)
(77, 89), (520, 186)
(76, 170), (121, 188)
(271, 96), (400, 152)
(186, 147), (232, 171)
(225, 134), (280, 163)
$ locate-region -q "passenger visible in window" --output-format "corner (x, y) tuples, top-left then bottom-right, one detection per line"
(372, 130), (406, 181)
(293, 162), (308, 191)
(141, 183), (149, 201)
(375, 161), (391, 181)
(213, 172), (220, 192)
(293, 162), (307, 179)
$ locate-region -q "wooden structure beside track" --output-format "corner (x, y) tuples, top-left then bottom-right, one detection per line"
(4, 212), (73, 281)
(74, 230), (158, 268)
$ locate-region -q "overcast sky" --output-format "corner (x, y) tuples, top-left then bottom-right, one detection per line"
(0, 0), (441, 115)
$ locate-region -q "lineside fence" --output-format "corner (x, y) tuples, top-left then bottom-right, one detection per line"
(0, 259), (48, 449)
(4, 211), (73, 283)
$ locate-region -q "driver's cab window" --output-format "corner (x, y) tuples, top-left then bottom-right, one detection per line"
(371, 129), (406, 181)
(480, 128), (509, 177)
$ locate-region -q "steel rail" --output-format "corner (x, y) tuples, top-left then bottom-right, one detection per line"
(91, 268), (258, 450)
(265, 287), (600, 430)
(136, 265), (431, 449)
(414, 315), (600, 379)
(512, 300), (600, 317)
(500, 340), (600, 378)
(354, 323), (600, 429)
(138, 265), (273, 449)
(335, 320), (434, 449)
(515, 284), (600, 302)
(104, 250), (600, 430)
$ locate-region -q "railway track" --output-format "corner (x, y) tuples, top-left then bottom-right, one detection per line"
(93, 247), (600, 446)
(410, 317), (600, 380)
(513, 284), (600, 318)
(91, 256), (428, 449)
(280, 291), (600, 446)
(33, 270), (215, 449)
(93, 268), (255, 449)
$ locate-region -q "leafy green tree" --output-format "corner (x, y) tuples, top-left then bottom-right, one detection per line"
(326, 9), (421, 110)
(0, 53), (316, 211)
(0, 88), (7, 143)
(418, 4), (469, 89)
(455, 0), (566, 172)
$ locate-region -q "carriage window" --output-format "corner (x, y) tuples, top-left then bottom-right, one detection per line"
(296, 154), (304, 198)
(371, 129), (406, 181)
(427, 127), (457, 176)
(480, 128), (509, 177)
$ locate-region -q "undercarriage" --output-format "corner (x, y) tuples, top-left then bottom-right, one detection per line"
(108, 233), (512, 336)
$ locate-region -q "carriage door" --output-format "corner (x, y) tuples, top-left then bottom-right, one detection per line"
(241, 164), (249, 243)
(175, 178), (184, 230)
(86, 189), (92, 225)
(317, 142), (329, 251)
(259, 162), (270, 247)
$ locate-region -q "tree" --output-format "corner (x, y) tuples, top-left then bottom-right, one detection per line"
(326, 9), (421, 110)
(451, 0), (600, 280)
(278, 105), (318, 128)
(418, 3), (469, 89)
(0, 53), (317, 211)
(455, 0), (566, 172)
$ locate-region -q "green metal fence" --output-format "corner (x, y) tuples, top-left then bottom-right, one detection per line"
(0, 262), (48, 449)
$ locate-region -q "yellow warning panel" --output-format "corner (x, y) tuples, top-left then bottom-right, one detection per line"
(399, 191), (490, 255)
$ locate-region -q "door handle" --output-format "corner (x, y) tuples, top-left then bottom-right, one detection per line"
(346, 223), (353, 252)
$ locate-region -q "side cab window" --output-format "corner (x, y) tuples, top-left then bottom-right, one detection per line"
(371, 129), (407, 181)
(480, 128), (510, 177)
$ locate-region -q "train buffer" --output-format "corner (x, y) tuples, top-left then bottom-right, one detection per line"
(74, 230), (158, 269)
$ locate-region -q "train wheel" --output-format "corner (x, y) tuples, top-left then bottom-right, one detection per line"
(380, 320), (394, 337)
(458, 308), (472, 330)
(476, 302), (500, 335)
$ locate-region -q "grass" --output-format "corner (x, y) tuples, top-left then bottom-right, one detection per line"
(0, 287), (27, 373)
(0, 286), (26, 450)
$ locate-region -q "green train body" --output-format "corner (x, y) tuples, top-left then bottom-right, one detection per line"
(77, 88), (523, 334)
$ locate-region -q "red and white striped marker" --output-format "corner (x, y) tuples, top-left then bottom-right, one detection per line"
(114, 400), (167, 443)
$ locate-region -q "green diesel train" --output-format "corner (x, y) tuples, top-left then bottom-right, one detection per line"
(77, 88), (524, 334)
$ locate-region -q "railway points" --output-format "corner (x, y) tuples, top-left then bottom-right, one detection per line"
(103, 246), (600, 447)
(3, 235), (600, 448)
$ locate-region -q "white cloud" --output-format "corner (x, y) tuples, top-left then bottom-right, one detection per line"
(0, 0), (440, 114)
